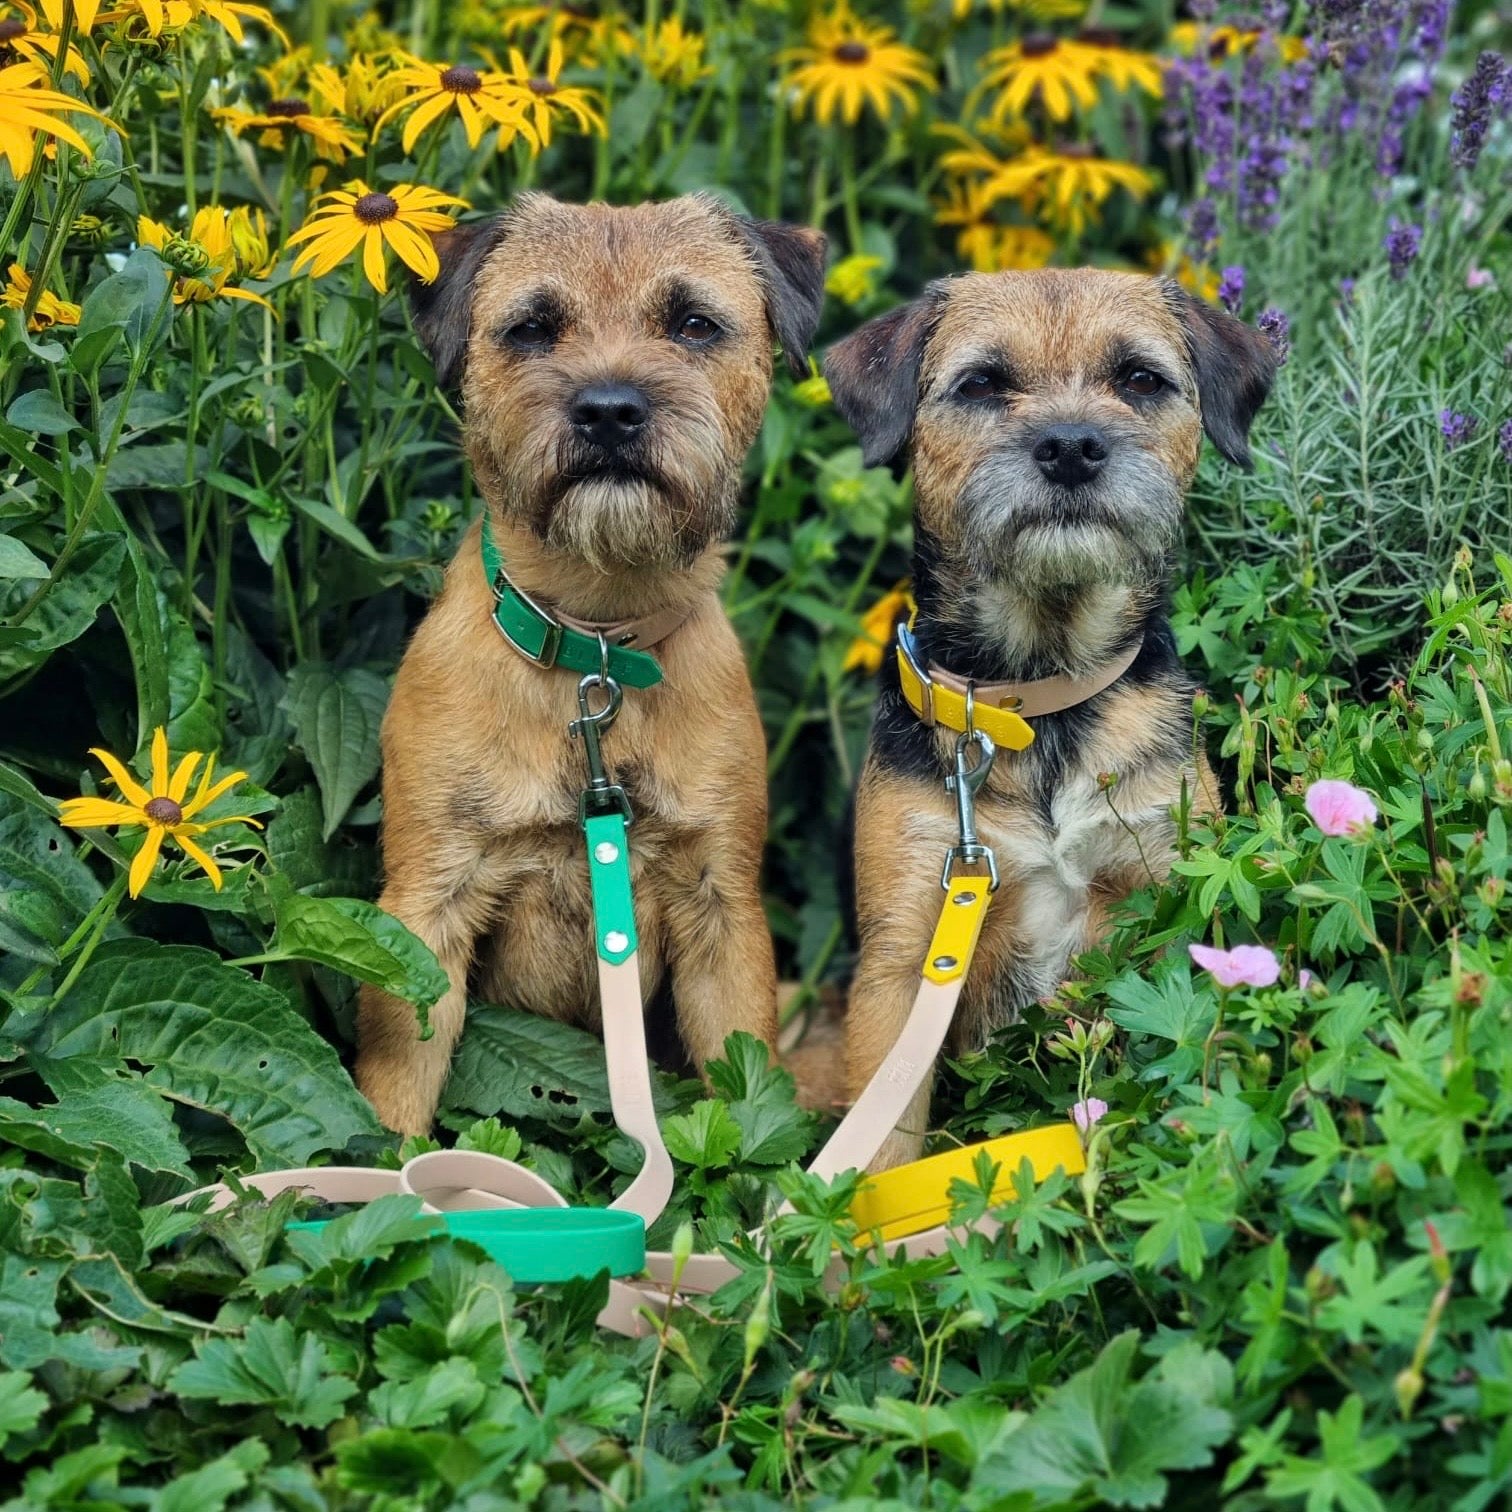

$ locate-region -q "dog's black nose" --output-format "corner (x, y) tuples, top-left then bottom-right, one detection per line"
(570, 382), (650, 450)
(1032, 424), (1109, 486)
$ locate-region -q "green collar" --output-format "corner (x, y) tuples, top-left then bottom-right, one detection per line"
(480, 517), (665, 689)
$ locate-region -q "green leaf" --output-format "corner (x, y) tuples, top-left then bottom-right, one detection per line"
(0, 797), (104, 966)
(25, 939), (380, 1165)
(1264, 1395), (1399, 1512)
(0, 533), (49, 578)
(0, 1369), (47, 1446)
(368, 1358), (485, 1429)
(0, 1080), (191, 1176)
(706, 1030), (816, 1165)
(0, 1256), (65, 1369)
(976, 1331), (1233, 1508)
(271, 889), (449, 1008)
(289, 493), (385, 561)
(155, 1441), (271, 1512)
(0, 531), (126, 680)
(443, 1004), (614, 1122)
(663, 1099), (742, 1170)
(73, 245), (170, 375)
(284, 663), (389, 838)
(4, 388), (79, 436)
(170, 1316), (360, 1429)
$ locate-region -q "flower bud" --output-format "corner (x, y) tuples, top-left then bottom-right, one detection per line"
(669, 1221), (694, 1287)
(1442, 578), (1460, 607)
(1469, 767), (1488, 801)
(743, 1279), (772, 1368)
(1394, 1366), (1425, 1418)
(889, 1355), (916, 1377)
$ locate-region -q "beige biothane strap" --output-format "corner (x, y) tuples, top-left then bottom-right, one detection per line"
(924, 637), (1143, 720)
(552, 600), (692, 654)
(598, 951), (675, 1224)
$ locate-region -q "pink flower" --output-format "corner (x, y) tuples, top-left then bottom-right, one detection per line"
(1298, 968), (1316, 991)
(1467, 265), (1495, 290)
(1071, 1097), (1109, 1132)
(1189, 942), (1281, 989)
(1305, 778), (1379, 838)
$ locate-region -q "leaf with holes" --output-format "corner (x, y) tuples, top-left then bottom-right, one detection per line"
(442, 1004), (615, 1124)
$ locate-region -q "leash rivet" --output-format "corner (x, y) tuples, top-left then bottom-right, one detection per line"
(594, 841), (620, 864)
(952, 891), (975, 905)
(604, 930), (629, 954)
(933, 954), (958, 970)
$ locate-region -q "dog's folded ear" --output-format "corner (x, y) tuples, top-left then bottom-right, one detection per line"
(408, 212), (510, 391)
(731, 217), (828, 378)
(823, 287), (944, 468)
(1165, 284), (1278, 471)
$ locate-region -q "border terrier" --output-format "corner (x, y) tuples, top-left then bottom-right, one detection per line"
(356, 192), (826, 1136)
(824, 269), (1276, 1170)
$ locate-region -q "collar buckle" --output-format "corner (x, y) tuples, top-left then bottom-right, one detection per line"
(897, 623), (937, 728)
(491, 568), (565, 670)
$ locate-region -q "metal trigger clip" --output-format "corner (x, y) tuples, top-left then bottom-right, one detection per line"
(942, 708), (999, 890)
(570, 635), (632, 825)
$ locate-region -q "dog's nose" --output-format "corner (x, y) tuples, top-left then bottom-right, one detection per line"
(570, 382), (650, 450)
(1031, 424), (1109, 486)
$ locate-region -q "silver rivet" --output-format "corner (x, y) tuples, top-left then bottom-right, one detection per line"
(594, 841), (619, 864)
(953, 891), (974, 905)
(605, 930), (629, 953)
(933, 954), (957, 971)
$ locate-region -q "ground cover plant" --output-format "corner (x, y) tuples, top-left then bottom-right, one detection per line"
(2, 0), (1511, 1506)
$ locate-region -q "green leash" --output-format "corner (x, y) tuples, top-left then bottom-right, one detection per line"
(481, 516), (664, 689)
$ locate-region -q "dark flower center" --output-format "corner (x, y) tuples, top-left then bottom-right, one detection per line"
(0, 18), (27, 41)
(527, 75), (557, 94)
(354, 191), (400, 223)
(266, 97), (309, 117)
(144, 796), (184, 825)
(1077, 27), (1122, 47)
(832, 40), (870, 64)
(1020, 33), (1059, 57)
(440, 63), (482, 93)
(1208, 36), (1232, 59)
(1057, 141), (1096, 159)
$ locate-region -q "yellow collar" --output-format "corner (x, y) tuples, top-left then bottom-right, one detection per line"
(895, 620), (1143, 751)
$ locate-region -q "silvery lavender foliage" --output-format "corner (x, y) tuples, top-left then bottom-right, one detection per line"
(1450, 52), (1511, 172)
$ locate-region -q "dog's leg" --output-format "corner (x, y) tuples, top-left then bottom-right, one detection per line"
(662, 836), (778, 1071)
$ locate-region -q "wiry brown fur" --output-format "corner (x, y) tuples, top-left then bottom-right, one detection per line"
(825, 269), (1274, 1170)
(356, 193), (825, 1135)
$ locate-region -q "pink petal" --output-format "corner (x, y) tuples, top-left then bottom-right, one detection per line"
(1305, 779), (1379, 838)
(1071, 1097), (1109, 1132)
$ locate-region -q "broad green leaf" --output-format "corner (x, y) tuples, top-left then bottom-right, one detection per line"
(368, 1358), (486, 1430)
(170, 1316), (360, 1429)
(290, 493), (385, 561)
(0, 1080), (191, 1176)
(26, 939), (380, 1165)
(0, 533), (48, 578)
(663, 1099), (742, 1170)
(264, 784), (369, 896)
(73, 246), (171, 374)
(285, 663), (389, 838)
(155, 1441), (271, 1512)
(4, 388), (79, 436)
(443, 1004), (615, 1122)
(0, 531), (126, 680)
(0, 1369), (47, 1445)
(272, 889), (449, 1008)
(0, 1257), (65, 1369)
(0, 797), (104, 966)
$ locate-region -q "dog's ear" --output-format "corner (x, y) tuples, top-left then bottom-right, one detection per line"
(732, 216), (828, 378)
(823, 287), (944, 468)
(1164, 284), (1278, 471)
(408, 212), (510, 390)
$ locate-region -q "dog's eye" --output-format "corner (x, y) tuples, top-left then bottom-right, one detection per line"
(1121, 368), (1165, 397)
(674, 313), (721, 344)
(505, 318), (554, 350)
(955, 371), (1001, 400)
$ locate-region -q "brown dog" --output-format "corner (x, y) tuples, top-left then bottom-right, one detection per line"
(356, 193), (825, 1136)
(825, 270), (1275, 1170)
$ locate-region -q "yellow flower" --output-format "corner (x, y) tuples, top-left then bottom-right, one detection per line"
(825, 252), (884, 306)
(499, 39), (605, 149)
(1169, 21), (1308, 63)
(978, 143), (1154, 236)
(100, 0), (286, 44)
(137, 206), (274, 308)
(780, 7), (933, 126)
(844, 583), (914, 676)
(374, 58), (525, 153)
(226, 204), (275, 278)
(951, 0), (1086, 19)
(792, 356), (832, 407)
(38, 0), (100, 32)
(309, 53), (409, 126)
(58, 728), (260, 897)
(0, 2), (90, 83)
(974, 34), (1158, 124)
(1069, 31), (1165, 97)
(490, 3), (631, 59)
(0, 61), (107, 177)
(936, 183), (1057, 270)
(213, 95), (364, 162)
(639, 17), (711, 88)
(2, 262), (81, 329)
(285, 180), (468, 295)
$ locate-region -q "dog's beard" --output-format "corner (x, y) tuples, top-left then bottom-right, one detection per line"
(484, 427), (735, 572)
(956, 447), (1182, 593)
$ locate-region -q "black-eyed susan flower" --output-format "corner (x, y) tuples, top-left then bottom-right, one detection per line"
(307, 53), (409, 127)
(213, 92), (364, 162)
(982, 143), (1154, 236)
(951, 0), (1086, 19)
(780, 7), (933, 126)
(3, 262), (80, 329)
(59, 728), (259, 897)
(499, 40), (605, 149)
(639, 17), (712, 88)
(935, 181), (1054, 270)
(0, 61), (108, 176)
(844, 582), (913, 676)
(1169, 21), (1307, 63)
(975, 36), (1101, 123)
(0, 2), (90, 82)
(1069, 30), (1164, 97)
(285, 180), (467, 295)
(825, 253), (884, 306)
(38, 0), (100, 30)
(101, 0), (285, 44)
(373, 57), (524, 153)
(137, 206), (274, 308)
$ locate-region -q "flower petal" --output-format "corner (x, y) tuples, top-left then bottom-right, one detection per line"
(57, 797), (146, 829)
(168, 751), (203, 803)
(128, 824), (165, 897)
(88, 746), (151, 807)
(149, 727), (169, 795)
(173, 831), (224, 891)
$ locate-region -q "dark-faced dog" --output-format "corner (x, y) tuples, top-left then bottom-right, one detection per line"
(356, 192), (825, 1135)
(825, 269), (1275, 1170)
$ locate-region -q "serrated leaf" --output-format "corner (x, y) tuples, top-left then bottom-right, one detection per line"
(285, 663), (389, 838)
(155, 1440), (271, 1512)
(443, 1004), (614, 1122)
(170, 1316), (359, 1429)
(0, 531), (126, 681)
(25, 939), (379, 1165)
(272, 889), (449, 1009)
(0, 1257), (65, 1369)
(0, 798), (104, 965)
(369, 1358), (485, 1429)
(0, 1369), (47, 1445)
(663, 1100), (741, 1170)
(0, 1080), (191, 1175)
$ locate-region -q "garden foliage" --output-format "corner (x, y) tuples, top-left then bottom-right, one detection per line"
(1, 0), (1512, 1506)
